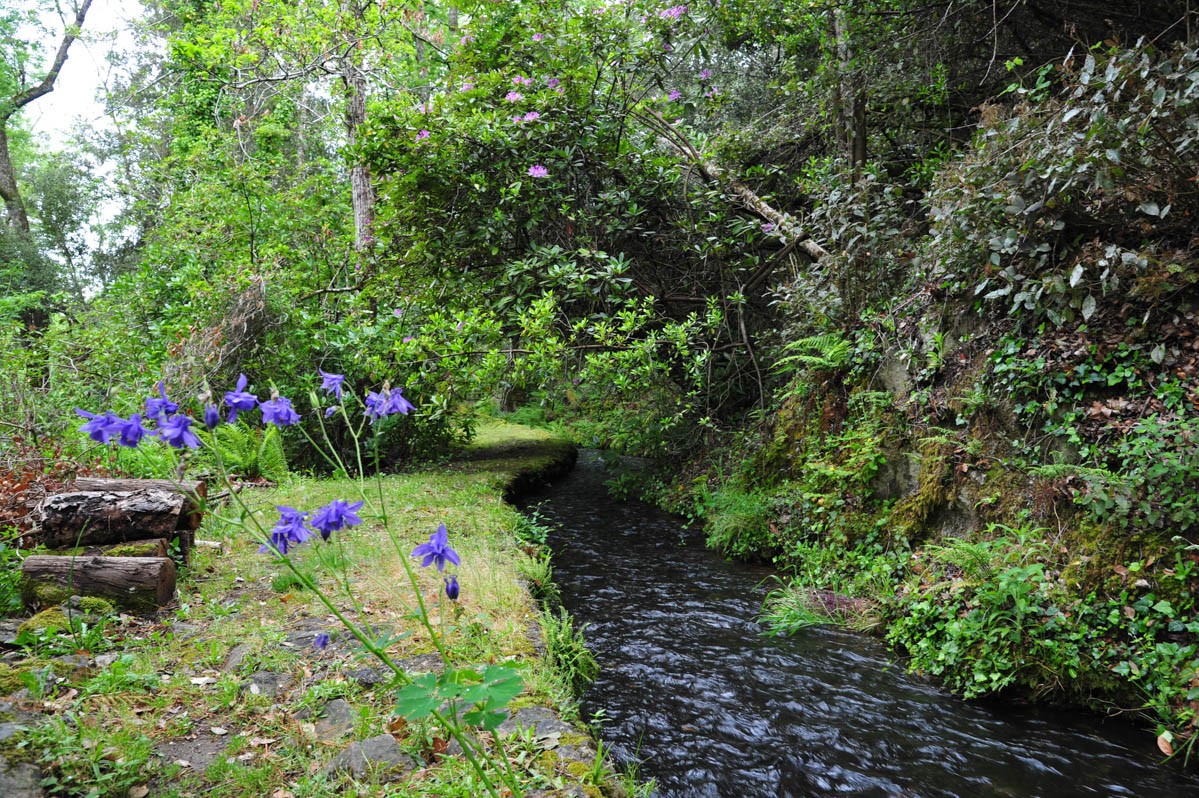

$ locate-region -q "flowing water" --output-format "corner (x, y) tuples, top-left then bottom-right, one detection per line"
(519, 451), (1199, 798)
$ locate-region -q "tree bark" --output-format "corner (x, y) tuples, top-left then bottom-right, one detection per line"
(71, 478), (206, 529)
(35, 489), (187, 549)
(20, 555), (176, 612)
(0, 0), (94, 231)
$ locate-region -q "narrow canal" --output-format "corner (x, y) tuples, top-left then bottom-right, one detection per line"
(519, 450), (1199, 797)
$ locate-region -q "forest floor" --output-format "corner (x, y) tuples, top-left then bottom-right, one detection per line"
(0, 420), (622, 797)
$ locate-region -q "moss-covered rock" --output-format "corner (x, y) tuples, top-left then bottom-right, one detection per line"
(17, 608), (68, 638)
(75, 597), (115, 616)
(19, 581), (68, 609)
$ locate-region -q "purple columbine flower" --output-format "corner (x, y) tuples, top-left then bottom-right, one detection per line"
(145, 381), (179, 419)
(117, 414), (153, 447)
(528, 164), (549, 178)
(444, 575), (460, 600)
(365, 391), (388, 422)
(314, 632), (330, 650)
(260, 396), (300, 427)
(386, 387), (415, 416)
(412, 523), (461, 572)
(319, 369), (345, 400)
(505, 91), (524, 103)
(325, 406), (338, 418)
(224, 374), (258, 422)
(311, 499), (365, 540)
(75, 409), (123, 443)
(203, 404), (221, 431)
(158, 414), (202, 449)
(259, 506), (310, 555)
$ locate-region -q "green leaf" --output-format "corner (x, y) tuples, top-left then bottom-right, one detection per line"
(1081, 295), (1096, 321)
(394, 674), (439, 719)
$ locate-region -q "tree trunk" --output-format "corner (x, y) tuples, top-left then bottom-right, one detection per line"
(35, 489), (187, 548)
(20, 555), (176, 612)
(79, 538), (170, 558)
(342, 58), (375, 250)
(0, 125), (29, 231)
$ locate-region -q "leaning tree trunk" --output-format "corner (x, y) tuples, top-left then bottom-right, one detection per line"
(343, 59), (376, 250)
(20, 555), (177, 612)
(0, 126), (29, 231)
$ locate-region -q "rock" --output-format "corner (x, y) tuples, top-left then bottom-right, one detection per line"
(94, 653), (120, 669)
(296, 699), (356, 742)
(222, 643), (251, 674)
(243, 671), (291, 698)
(324, 734), (418, 780)
(0, 621), (22, 645)
(393, 653), (442, 675)
(51, 654), (91, 678)
(443, 732), (481, 759)
(166, 621), (199, 641)
(495, 706), (576, 738)
(0, 722), (27, 742)
(345, 667), (387, 688)
(0, 755), (43, 797)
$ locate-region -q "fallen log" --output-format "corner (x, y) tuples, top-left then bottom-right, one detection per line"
(20, 555), (177, 612)
(35, 489), (186, 548)
(85, 538), (170, 558)
(71, 478), (206, 529)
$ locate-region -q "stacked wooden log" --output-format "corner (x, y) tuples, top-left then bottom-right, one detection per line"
(20, 478), (207, 612)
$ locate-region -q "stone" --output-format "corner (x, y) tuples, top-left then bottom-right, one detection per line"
(222, 643), (251, 674)
(244, 671), (291, 698)
(0, 755), (43, 798)
(393, 653), (442, 675)
(495, 706), (576, 738)
(345, 667), (387, 688)
(442, 732), (481, 759)
(0, 722), (27, 742)
(0, 620), (22, 645)
(166, 622), (199, 641)
(296, 699), (356, 742)
(94, 653), (120, 669)
(324, 734), (418, 780)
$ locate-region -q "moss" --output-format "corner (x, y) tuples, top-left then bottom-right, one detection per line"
(0, 657), (73, 694)
(891, 442), (951, 540)
(565, 761), (590, 779)
(20, 581), (68, 608)
(77, 597), (115, 616)
(102, 542), (161, 557)
(17, 607), (69, 638)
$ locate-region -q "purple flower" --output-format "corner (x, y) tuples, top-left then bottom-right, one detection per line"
(311, 499), (364, 540)
(386, 387), (415, 416)
(319, 369), (345, 400)
(416, 129), (430, 141)
(260, 396), (300, 427)
(659, 5), (688, 20)
(668, 90), (681, 101)
(699, 69), (712, 81)
(512, 114), (523, 124)
(532, 33), (544, 42)
(75, 408), (123, 443)
(414, 103), (429, 114)
(365, 390), (388, 422)
(258, 505), (310, 555)
(512, 76), (533, 86)
(522, 111), (540, 122)
(224, 374), (258, 423)
(704, 87), (719, 98)
(528, 164), (549, 178)
(158, 414), (202, 449)
(314, 632), (330, 650)
(117, 414), (153, 447)
(402, 336), (415, 343)
(444, 575), (460, 600)
(325, 406), (338, 417)
(761, 222), (776, 233)
(505, 91), (524, 103)
(145, 381), (179, 419)
(546, 78), (561, 90)
(411, 523), (460, 572)
(459, 80), (474, 92)
(203, 404), (221, 431)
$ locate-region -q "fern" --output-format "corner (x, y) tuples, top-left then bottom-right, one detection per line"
(257, 426), (289, 481)
(773, 334), (852, 372)
(1026, 463), (1122, 484)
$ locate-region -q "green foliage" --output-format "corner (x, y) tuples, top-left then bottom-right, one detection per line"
(15, 712), (153, 797)
(0, 528), (25, 616)
(204, 422), (288, 482)
(539, 606), (599, 696)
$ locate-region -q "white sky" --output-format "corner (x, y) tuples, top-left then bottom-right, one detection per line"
(27, 0), (144, 148)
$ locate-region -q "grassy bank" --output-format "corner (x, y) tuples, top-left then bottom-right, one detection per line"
(0, 420), (632, 797)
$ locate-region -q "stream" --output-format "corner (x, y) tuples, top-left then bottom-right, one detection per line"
(518, 450), (1199, 798)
